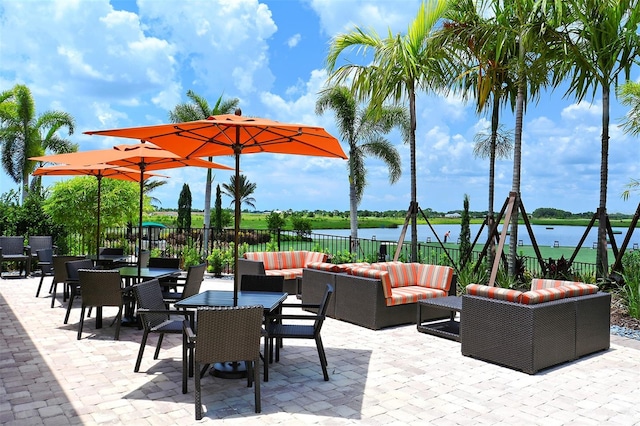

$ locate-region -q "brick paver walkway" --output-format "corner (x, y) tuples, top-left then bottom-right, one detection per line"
(1, 272), (640, 424)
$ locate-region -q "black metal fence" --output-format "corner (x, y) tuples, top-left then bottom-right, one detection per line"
(60, 226), (597, 279)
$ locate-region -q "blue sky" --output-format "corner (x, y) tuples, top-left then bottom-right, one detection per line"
(1, 0), (639, 215)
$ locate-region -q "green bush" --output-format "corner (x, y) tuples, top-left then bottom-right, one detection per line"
(621, 251), (640, 319)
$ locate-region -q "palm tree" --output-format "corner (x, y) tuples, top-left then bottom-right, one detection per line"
(553, 0), (640, 279)
(169, 90), (238, 249)
(316, 85), (405, 253)
(325, 0), (451, 261)
(0, 84), (76, 204)
(435, 0), (517, 266)
(221, 173), (257, 212)
(473, 125), (513, 263)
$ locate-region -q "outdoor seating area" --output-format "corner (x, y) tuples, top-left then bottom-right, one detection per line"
(301, 261), (456, 329)
(2, 272), (640, 423)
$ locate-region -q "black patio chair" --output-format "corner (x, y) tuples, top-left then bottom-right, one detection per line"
(0, 236), (30, 278)
(163, 263), (206, 305)
(183, 305), (264, 419)
(76, 269), (124, 340)
(35, 248), (54, 298)
(64, 259), (96, 324)
(132, 278), (194, 381)
(265, 283), (333, 381)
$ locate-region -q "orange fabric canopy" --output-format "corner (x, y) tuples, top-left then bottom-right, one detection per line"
(84, 114), (348, 160)
(32, 164), (164, 181)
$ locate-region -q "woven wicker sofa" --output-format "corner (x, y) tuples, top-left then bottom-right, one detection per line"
(237, 250), (328, 295)
(302, 261), (456, 330)
(461, 279), (611, 374)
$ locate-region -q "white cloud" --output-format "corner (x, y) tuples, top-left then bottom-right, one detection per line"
(287, 34), (302, 48)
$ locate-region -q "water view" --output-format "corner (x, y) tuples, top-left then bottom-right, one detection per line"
(314, 224), (639, 249)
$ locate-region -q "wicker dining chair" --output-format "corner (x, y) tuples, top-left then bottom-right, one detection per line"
(0, 236), (30, 278)
(50, 255), (85, 308)
(163, 263), (206, 305)
(76, 269), (124, 340)
(64, 259), (95, 323)
(148, 256), (182, 290)
(182, 306), (264, 419)
(265, 283), (333, 381)
(132, 279), (194, 381)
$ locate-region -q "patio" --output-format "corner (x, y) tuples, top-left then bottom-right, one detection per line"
(2, 273), (640, 424)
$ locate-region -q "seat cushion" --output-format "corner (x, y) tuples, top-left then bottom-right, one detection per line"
(387, 286), (446, 307)
(244, 252), (280, 270)
(465, 283), (523, 302)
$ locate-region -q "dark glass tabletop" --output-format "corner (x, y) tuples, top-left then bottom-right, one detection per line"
(118, 266), (182, 279)
(175, 290), (288, 312)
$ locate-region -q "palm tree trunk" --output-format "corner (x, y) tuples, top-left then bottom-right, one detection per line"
(509, 79), (524, 277)
(349, 177), (358, 254)
(487, 96), (499, 269)
(596, 84), (610, 279)
(409, 86), (418, 262)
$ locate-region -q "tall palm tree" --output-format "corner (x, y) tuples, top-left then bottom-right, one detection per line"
(325, 0), (451, 261)
(435, 0), (517, 266)
(169, 90), (238, 248)
(0, 84), (76, 204)
(553, 0), (640, 279)
(473, 125), (513, 262)
(316, 85), (405, 253)
(221, 173), (257, 211)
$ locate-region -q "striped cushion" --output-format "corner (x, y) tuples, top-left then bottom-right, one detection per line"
(418, 265), (454, 292)
(265, 268), (301, 280)
(384, 263), (420, 288)
(562, 283), (599, 297)
(305, 251), (328, 265)
(244, 252), (280, 270)
(306, 262), (341, 272)
(466, 284), (523, 302)
(386, 286), (446, 307)
(531, 278), (583, 290)
(520, 287), (568, 304)
(279, 251), (307, 269)
(348, 266), (392, 298)
(338, 262), (371, 273)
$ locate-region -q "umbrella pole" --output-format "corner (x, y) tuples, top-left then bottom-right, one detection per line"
(96, 175), (102, 261)
(138, 164), (145, 278)
(233, 147), (241, 306)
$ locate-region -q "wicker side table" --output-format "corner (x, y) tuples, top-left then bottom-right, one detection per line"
(417, 296), (462, 342)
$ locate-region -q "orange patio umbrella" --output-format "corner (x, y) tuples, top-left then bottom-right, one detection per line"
(85, 112), (348, 303)
(32, 164), (163, 261)
(32, 143), (234, 276)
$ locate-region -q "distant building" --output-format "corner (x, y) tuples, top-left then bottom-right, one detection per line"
(444, 213), (461, 218)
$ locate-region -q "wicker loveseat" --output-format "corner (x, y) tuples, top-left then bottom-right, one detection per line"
(237, 250), (328, 295)
(302, 261), (455, 330)
(461, 279), (611, 374)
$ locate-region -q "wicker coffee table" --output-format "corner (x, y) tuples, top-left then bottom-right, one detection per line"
(417, 296), (462, 342)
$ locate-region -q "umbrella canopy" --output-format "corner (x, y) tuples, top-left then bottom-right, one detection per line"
(32, 164), (163, 260)
(32, 143), (233, 276)
(85, 113), (347, 304)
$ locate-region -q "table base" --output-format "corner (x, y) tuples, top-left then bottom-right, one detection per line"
(211, 361), (247, 379)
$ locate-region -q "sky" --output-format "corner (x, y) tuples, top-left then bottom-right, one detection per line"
(1, 0), (639, 215)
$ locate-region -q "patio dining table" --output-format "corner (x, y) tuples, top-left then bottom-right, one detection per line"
(176, 290), (288, 379)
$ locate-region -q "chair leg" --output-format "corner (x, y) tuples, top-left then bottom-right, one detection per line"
(114, 307), (122, 340)
(51, 282), (58, 308)
(77, 306), (86, 340)
(195, 361), (203, 421)
(35, 275), (45, 297)
(263, 336), (269, 382)
(253, 359), (261, 413)
(182, 333), (188, 394)
(154, 334), (164, 359)
(64, 290), (77, 324)
(316, 336), (329, 381)
(135, 331), (149, 372)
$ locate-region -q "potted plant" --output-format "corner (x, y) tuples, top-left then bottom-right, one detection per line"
(207, 248), (224, 277)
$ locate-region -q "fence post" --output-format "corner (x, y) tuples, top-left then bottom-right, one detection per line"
(277, 228), (281, 251)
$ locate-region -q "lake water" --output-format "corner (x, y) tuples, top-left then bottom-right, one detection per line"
(313, 224), (639, 248)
